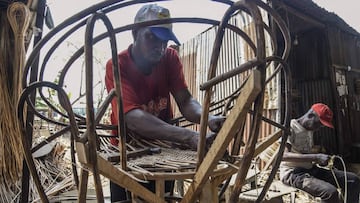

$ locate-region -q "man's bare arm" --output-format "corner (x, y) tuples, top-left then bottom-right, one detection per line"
(282, 146), (330, 166)
(125, 109), (198, 149)
(173, 88), (225, 132)
(172, 88), (202, 123)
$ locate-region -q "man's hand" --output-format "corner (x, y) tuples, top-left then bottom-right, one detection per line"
(205, 132), (217, 151)
(315, 153), (330, 166)
(208, 115), (226, 132)
(187, 132), (217, 151)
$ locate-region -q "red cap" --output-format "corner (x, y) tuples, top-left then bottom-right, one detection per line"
(311, 103), (334, 128)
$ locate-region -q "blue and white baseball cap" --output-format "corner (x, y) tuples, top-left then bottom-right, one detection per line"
(134, 4), (180, 45)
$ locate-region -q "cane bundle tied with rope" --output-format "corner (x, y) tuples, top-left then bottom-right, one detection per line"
(0, 2), (30, 187)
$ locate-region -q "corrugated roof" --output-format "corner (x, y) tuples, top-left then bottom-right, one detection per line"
(282, 0), (359, 36)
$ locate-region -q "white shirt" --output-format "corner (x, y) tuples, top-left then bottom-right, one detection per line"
(280, 119), (315, 180)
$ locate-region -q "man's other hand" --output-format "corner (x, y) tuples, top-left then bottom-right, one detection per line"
(188, 132), (217, 151)
(208, 115), (226, 132)
(316, 153), (330, 166)
(205, 132), (217, 151)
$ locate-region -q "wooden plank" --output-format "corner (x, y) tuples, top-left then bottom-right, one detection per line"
(77, 140), (104, 202)
(181, 70), (262, 203)
(156, 180), (165, 199)
(76, 142), (165, 203)
(76, 142), (90, 164)
(96, 154), (166, 203)
(261, 143), (279, 171)
(199, 180), (218, 203)
(78, 169), (89, 203)
(253, 129), (282, 158)
(238, 181), (297, 201)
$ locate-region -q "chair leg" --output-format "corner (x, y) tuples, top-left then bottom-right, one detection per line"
(156, 180), (165, 199)
(290, 191), (296, 203)
(78, 169), (89, 203)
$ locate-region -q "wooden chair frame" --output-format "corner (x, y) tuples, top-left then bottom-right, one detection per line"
(18, 1), (293, 202)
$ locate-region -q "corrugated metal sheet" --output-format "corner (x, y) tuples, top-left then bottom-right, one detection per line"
(281, 0), (359, 36)
(282, 27), (340, 154)
(295, 80), (337, 152)
(276, 0), (360, 156)
(327, 26), (360, 158)
(175, 0), (360, 158)
(174, 0), (360, 159)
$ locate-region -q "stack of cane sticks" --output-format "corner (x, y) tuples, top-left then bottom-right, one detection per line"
(0, 1), (30, 188)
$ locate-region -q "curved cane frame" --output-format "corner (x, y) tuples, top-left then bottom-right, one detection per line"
(18, 0), (292, 202)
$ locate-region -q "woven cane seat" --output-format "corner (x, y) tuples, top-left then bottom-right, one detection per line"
(127, 148), (198, 171)
(98, 135), (237, 182)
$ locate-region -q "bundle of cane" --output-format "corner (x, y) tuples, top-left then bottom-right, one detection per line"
(0, 8), (16, 187)
(0, 2), (30, 187)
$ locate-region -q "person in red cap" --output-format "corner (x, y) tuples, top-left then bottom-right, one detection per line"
(280, 103), (360, 203)
(105, 4), (224, 202)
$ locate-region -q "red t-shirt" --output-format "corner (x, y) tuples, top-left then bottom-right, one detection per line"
(105, 45), (187, 145)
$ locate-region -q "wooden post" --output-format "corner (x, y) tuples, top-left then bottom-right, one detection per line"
(181, 70), (261, 203)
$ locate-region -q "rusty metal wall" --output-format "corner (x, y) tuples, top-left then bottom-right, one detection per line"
(285, 28), (339, 153)
(295, 80), (337, 153)
(327, 26), (360, 159)
(284, 24), (360, 156)
(176, 10), (360, 158)
(172, 0), (360, 160)
(176, 10), (280, 152)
